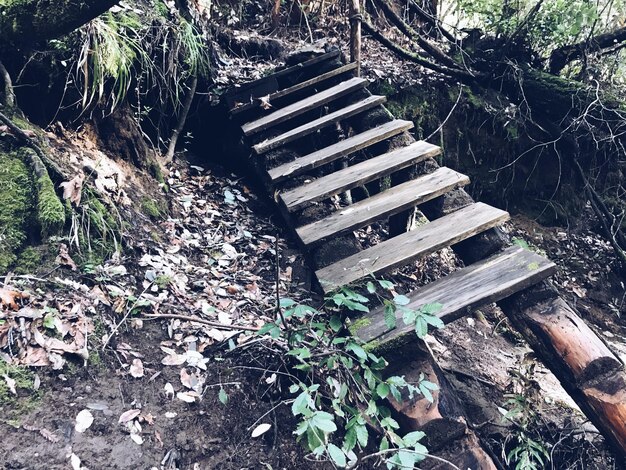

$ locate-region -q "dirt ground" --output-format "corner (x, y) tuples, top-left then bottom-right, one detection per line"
(0, 155), (624, 470)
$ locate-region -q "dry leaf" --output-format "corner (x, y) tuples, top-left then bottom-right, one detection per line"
(258, 95), (272, 110)
(0, 287), (29, 310)
(3, 375), (17, 395)
(130, 433), (144, 445)
(129, 358), (144, 378)
(118, 409), (141, 424)
(162, 353), (186, 366)
(164, 382), (175, 399)
(176, 391), (198, 403)
(59, 174), (85, 206)
(251, 423), (272, 438)
(56, 243), (77, 271)
(75, 409), (94, 433)
(70, 453), (81, 470)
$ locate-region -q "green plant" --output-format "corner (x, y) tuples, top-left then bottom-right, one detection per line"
(500, 362), (550, 469)
(251, 280), (444, 468)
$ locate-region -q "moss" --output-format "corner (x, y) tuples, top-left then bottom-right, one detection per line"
(0, 359), (41, 426)
(14, 246), (42, 274)
(141, 198), (167, 219)
(0, 150), (33, 273)
(364, 334), (413, 355)
(36, 173), (65, 236)
(348, 317), (372, 336)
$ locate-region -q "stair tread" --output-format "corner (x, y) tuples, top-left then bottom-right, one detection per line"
(231, 63), (358, 115)
(241, 77), (368, 136)
(315, 202), (510, 293)
(294, 167), (469, 246)
(354, 246), (556, 346)
(268, 120), (415, 183)
(225, 50), (340, 104)
(281, 139), (440, 210)
(253, 95), (386, 154)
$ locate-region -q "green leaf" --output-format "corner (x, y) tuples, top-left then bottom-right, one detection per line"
(384, 303), (397, 329)
(306, 427), (324, 452)
(376, 382), (390, 399)
(398, 449), (416, 469)
(423, 314), (445, 329)
(414, 316), (428, 338)
(343, 426), (357, 452)
(380, 416), (400, 430)
(379, 436), (389, 452)
(403, 431), (426, 446)
(366, 281), (376, 294)
(280, 298), (295, 307)
(355, 424), (368, 447)
(347, 343), (368, 361)
(42, 312), (57, 330)
(393, 294), (410, 306)
(292, 391), (311, 416)
(402, 308), (418, 325)
(378, 280), (394, 290)
(289, 384), (300, 394)
(329, 315), (343, 332)
(257, 322), (277, 336)
(420, 303), (443, 315)
(218, 387), (228, 405)
(327, 443), (347, 467)
(310, 411), (337, 433)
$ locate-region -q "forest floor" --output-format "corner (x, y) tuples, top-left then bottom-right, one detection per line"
(1, 13), (625, 469)
(0, 153), (623, 469)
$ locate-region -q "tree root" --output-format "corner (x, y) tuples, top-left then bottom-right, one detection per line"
(0, 60), (15, 108)
(0, 109), (67, 179)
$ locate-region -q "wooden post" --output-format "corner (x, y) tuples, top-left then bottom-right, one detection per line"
(349, 0), (362, 76)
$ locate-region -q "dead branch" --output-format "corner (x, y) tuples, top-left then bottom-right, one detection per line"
(361, 18), (479, 81)
(163, 74), (198, 164)
(550, 25), (626, 73)
(141, 313), (260, 332)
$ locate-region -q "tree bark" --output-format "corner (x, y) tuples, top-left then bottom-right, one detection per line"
(550, 26), (626, 73)
(0, 0), (118, 46)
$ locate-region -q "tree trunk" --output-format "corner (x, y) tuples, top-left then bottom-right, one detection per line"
(0, 0), (118, 47)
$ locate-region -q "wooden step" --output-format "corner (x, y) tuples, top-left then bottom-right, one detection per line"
(225, 50), (340, 109)
(294, 167), (469, 246)
(280, 140), (440, 210)
(353, 246), (556, 347)
(315, 202), (509, 293)
(241, 77), (368, 136)
(268, 120), (415, 183)
(253, 95), (386, 154)
(231, 63), (358, 116)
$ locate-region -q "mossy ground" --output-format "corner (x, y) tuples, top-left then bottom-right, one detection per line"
(0, 149), (34, 273)
(0, 359), (41, 426)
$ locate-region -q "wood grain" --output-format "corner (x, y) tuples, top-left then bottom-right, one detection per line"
(253, 95), (386, 154)
(316, 202), (510, 292)
(241, 77), (368, 136)
(355, 246), (556, 344)
(280, 139), (438, 209)
(268, 119), (414, 182)
(294, 167), (469, 246)
(230, 63), (357, 115)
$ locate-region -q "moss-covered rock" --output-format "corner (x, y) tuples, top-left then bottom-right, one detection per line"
(0, 149), (33, 272)
(36, 170), (65, 236)
(14, 246), (42, 274)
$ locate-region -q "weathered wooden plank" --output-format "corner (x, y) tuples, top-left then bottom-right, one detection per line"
(241, 77), (368, 136)
(353, 246), (556, 346)
(294, 168), (469, 246)
(225, 50), (340, 108)
(316, 202), (510, 293)
(268, 119), (414, 181)
(231, 63), (357, 115)
(253, 95), (386, 154)
(281, 140), (441, 211)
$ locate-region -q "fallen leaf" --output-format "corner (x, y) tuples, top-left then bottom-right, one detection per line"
(251, 423), (272, 438)
(130, 433), (144, 445)
(0, 287), (29, 310)
(56, 243), (77, 271)
(3, 375), (16, 395)
(70, 453), (81, 470)
(164, 382), (175, 399)
(176, 391), (198, 403)
(129, 358), (144, 378)
(118, 409), (141, 424)
(59, 173), (85, 206)
(75, 409), (94, 433)
(258, 95), (272, 110)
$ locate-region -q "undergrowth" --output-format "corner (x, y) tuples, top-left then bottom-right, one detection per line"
(236, 279), (445, 468)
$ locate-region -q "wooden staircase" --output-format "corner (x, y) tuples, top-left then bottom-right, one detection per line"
(227, 49), (556, 351)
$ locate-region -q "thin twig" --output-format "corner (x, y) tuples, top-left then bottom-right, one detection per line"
(141, 313), (260, 332)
